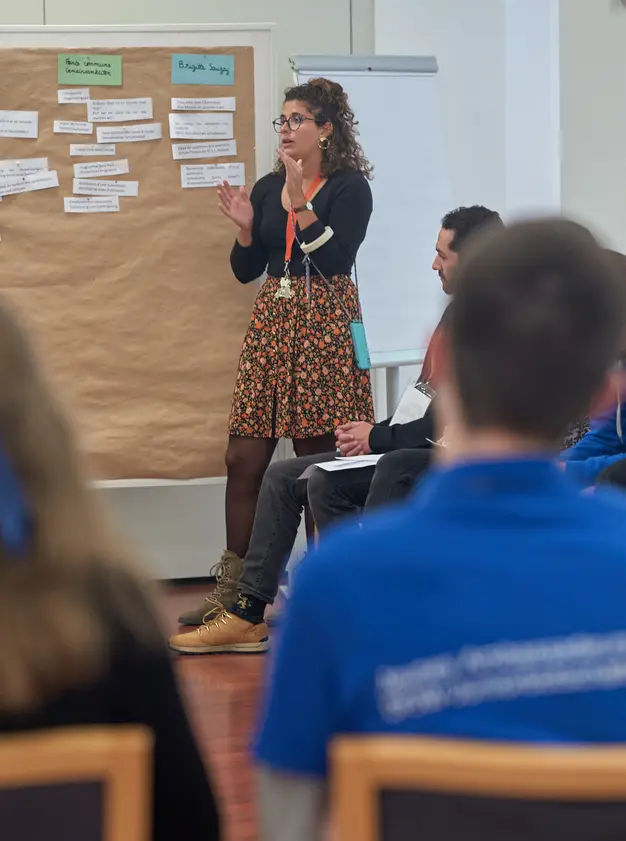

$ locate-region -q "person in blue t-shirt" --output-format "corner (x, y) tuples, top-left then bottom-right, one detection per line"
(560, 399), (626, 486)
(254, 218), (626, 841)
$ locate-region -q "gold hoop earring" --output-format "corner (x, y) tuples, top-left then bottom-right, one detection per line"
(318, 136), (330, 150)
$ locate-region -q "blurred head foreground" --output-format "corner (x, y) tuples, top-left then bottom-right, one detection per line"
(438, 218), (626, 449)
(0, 300), (153, 714)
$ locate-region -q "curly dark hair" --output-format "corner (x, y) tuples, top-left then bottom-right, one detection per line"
(275, 78), (373, 180)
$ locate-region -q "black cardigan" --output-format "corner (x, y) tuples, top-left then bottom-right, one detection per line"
(230, 169), (373, 283)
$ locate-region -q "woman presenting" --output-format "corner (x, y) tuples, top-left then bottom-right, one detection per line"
(181, 78), (374, 624)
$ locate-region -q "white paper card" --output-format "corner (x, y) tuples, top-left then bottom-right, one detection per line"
(390, 379), (433, 426)
(171, 97), (236, 112)
(0, 158), (48, 175)
(54, 120), (93, 135)
(70, 143), (116, 156)
(0, 110), (38, 139)
(168, 113), (233, 140)
(96, 123), (162, 143)
(73, 159), (129, 178)
(0, 170), (59, 197)
(64, 196), (120, 213)
(315, 454), (384, 473)
(88, 97), (153, 123)
(73, 178), (138, 197)
(181, 163), (245, 189)
(172, 140), (237, 161)
(58, 88), (90, 104)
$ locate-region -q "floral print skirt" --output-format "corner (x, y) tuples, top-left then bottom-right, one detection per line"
(229, 275), (374, 439)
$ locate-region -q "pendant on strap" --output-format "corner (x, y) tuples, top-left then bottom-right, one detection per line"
(275, 266), (294, 299)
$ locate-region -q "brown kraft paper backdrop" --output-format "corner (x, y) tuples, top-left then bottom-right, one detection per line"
(0, 46), (257, 479)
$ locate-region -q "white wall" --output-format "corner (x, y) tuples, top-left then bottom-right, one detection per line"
(374, 0), (560, 220)
(560, 0), (626, 251)
(372, 0), (561, 412)
(375, 0), (507, 215)
(373, 0), (507, 401)
(505, 0), (560, 218)
(0, 2), (41, 23)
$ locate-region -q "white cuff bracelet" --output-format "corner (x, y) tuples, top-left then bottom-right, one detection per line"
(300, 226), (334, 254)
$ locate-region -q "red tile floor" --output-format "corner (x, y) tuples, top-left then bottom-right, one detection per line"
(163, 583), (279, 841)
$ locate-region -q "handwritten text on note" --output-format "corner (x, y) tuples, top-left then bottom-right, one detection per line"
(96, 123), (162, 144)
(64, 196), (120, 213)
(58, 54), (122, 86)
(171, 54), (235, 86)
(172, 140), (237, 161)
(73, 159), (130, 178)
(70, 144), (116, 156)
(54, 121), (93, 135)
(0, 170), (59, 197)
(0, 158), (48, 175)
(171, 97), (236, 112)
(169, 113), (233, 141)
(0, 111), (38, 139)
(73, 178), (139, 197)
(181, 163), (245, 189)
(58, 88), (90, 104)
(88, 98), (153, 123)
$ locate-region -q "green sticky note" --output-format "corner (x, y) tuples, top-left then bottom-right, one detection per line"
(58, 54), (122, 86)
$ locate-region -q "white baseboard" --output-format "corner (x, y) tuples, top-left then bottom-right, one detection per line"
(95, 467), (307, 581)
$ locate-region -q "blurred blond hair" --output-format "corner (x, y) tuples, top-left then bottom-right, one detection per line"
(0, 297), (159, 715)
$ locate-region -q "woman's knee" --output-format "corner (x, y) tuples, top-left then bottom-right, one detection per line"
(225, 437), (272, 483)
(225, 439), (245, 474)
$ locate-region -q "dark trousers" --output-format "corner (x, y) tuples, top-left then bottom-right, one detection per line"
(596, 458), (626, 488)
(238, 448), (433, 605)
(308, 447), (432, 528)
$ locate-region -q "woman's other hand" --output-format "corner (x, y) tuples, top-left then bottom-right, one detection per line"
(217, 181), (254, 233)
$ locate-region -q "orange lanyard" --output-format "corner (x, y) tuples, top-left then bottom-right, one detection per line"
(284, 174), (323, 265)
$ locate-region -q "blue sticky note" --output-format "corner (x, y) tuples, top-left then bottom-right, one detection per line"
(172, 54), (235, 86)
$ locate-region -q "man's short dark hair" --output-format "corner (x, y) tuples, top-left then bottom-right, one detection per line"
(442, 206), (504, 253)
(450, 219), (626, 442)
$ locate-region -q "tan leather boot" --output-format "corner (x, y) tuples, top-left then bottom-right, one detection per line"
(177, 550), (243, 625)
(169, 609), (269, 655)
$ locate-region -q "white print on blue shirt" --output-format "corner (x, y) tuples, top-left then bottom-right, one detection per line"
(377, 632), (626, 723)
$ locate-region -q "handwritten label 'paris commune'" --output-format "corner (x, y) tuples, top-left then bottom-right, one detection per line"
(58, 54), (122, 86)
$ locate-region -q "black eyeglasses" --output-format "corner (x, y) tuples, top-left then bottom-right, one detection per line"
(272, 114), (317, 133)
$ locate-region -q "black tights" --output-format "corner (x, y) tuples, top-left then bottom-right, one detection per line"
(224, 432), (335, 558)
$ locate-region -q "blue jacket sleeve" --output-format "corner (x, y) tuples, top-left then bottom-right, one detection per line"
(561, 406), (626, 484)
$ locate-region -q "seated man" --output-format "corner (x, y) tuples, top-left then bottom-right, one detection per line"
(171, 206), (503, 647)
(254, 218), (626, 841)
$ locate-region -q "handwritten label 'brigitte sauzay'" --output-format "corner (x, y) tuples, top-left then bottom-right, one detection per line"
(171, 54), (235, 86)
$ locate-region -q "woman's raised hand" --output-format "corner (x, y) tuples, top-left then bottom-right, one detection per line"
(217, 181), (254, 232)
